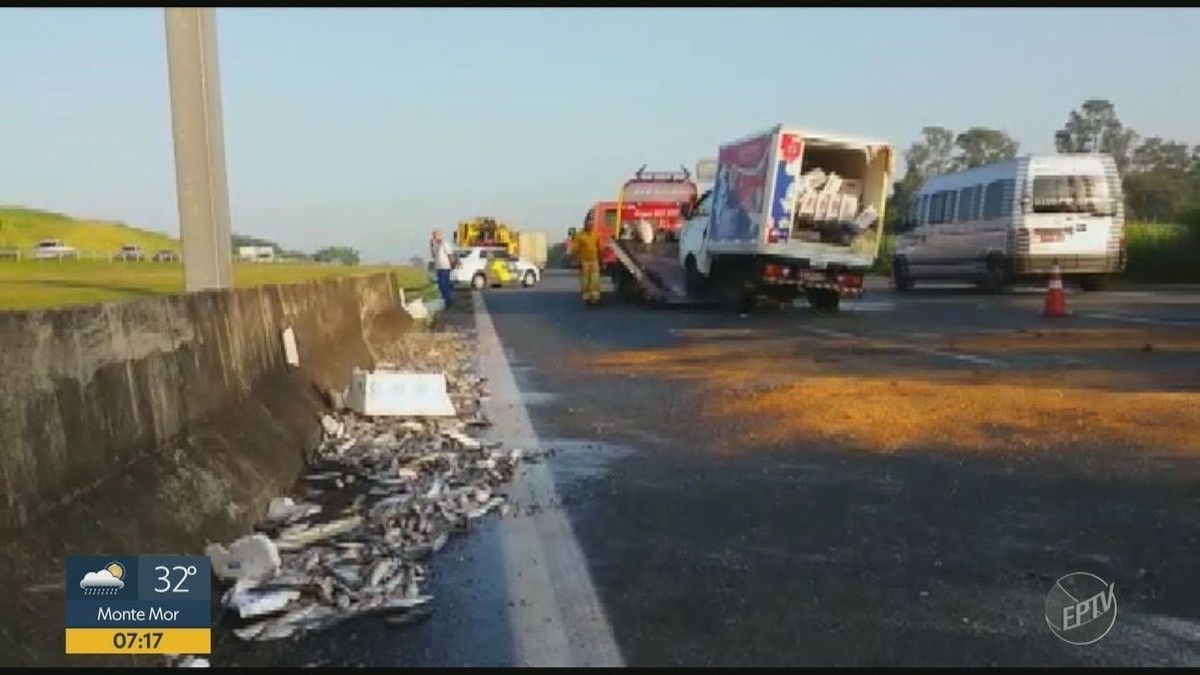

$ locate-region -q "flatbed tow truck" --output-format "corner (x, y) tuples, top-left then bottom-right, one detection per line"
(605, 125), (895, 313)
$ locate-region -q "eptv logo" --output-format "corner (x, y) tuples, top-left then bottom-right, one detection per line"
(1044, 572), (1117, 645)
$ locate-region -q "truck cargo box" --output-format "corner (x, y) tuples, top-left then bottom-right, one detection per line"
(708, 125), (894, 270)
(517, 230), (548, 270)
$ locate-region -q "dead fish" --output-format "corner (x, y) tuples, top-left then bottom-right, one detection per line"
(430, 531), (449, 553)
(231, 589), (300, 620)
(467, 496), (506, 520)
(384, 605), (433, 627)
(367, 559), (397, 588)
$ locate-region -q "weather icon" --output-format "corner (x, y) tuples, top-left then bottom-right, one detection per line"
(79, 561), (125, 596)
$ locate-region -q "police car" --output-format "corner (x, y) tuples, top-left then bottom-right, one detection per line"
(445, 246), (541, 290)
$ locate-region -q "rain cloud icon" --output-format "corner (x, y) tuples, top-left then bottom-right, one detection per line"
(79, 561), (125, 596)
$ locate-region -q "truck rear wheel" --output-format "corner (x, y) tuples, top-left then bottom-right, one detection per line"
(805, 288), (840, 313)
(684, 256), (706, 297)
(1080, 275), (1108, 292)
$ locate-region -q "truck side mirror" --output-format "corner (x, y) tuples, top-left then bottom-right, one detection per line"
(567, 227), (577, 237)
(680, 204), (693, 220)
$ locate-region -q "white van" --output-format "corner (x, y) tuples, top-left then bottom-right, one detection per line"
(892, 153), (1125, 293)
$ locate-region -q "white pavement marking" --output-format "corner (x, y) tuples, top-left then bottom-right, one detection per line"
(472, 291), (624, 668)
(801, 326), (1006, 368)
(1080, 311), (1200, 327)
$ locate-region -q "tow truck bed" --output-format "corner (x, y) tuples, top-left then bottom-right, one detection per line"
(608, 239), (713, 307)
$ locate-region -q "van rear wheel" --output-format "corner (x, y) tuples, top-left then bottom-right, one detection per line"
(977, 256), (1009, 295)
(892, 257), (913, 292)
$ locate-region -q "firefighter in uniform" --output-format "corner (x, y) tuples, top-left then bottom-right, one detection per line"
(569, 221), (602, 306)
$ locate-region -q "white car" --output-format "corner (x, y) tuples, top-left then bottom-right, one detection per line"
(31, 239), (78, 261)
(447, 246), (541, 290)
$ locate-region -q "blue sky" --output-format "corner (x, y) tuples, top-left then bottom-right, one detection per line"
(1, 8), (1198, 263)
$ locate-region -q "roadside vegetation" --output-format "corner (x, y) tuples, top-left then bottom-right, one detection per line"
(0, 207), (429, 311)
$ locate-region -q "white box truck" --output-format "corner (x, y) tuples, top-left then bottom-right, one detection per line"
(671, 125), (894, 312)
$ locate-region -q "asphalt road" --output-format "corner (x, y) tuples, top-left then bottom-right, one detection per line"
(221, 272), (1200, 667)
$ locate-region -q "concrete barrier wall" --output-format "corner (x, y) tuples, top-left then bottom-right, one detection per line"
(0, 273), (400, 534)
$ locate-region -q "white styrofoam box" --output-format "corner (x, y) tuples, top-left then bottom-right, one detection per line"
(838, 194), (860, 222)
(424, 297), (445, 315)
(345, 370), (458, 417)
(813, 193), (833, 222)
(281, 326), (300, 367)
(829, 194), (848, 222)
(822, 173), (843, 195)
(797, 192), (818, 220)
(852, 205), (880, 232)
(800, 168), (826, 192)
(840, 178), (863, 196)
(404, 300), (430, 321)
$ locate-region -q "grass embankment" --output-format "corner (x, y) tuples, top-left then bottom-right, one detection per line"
(0, 207), (178, 255)
(872, 221), (1200, 283)
(0, 206), (431, 310)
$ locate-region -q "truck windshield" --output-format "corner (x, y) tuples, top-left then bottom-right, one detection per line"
(1031, 175), (1110, 214)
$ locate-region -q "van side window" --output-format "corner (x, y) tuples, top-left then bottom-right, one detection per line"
(917, 195), (928, 225)
(928, 193), (945, 225)
(957, 187), (974, 222)
(944, 190), (958, 223)
(999, 179), (1015, 217)
(982, 180), (1006, 219)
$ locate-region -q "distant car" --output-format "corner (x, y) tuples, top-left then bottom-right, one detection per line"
(31, 239), (77, 261)
(153, 249), (179, 262)
(113, 244), (146, 262)
(447, 246), (541, 290)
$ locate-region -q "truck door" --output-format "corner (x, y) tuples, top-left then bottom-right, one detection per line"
(680, 190), (713, 274)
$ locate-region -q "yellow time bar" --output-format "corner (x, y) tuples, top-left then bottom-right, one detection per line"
(65, 628), (211, 655)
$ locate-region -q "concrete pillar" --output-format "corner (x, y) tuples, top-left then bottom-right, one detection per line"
(164, 8), (234, 292)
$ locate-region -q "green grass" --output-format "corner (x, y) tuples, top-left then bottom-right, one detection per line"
(0, 259), (430, 311)
(1123, 221), (1200, 283)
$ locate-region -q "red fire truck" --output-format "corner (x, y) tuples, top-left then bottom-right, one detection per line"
(564, 166), (699, 272)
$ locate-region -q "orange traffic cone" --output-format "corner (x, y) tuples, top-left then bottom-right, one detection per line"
(1043, 262), (1070, 318)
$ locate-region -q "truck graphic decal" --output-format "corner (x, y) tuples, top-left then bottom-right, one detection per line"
(768, 133), (804, 243)
(711, 132), (773, 243)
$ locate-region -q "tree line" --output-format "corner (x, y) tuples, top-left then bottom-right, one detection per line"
(886, 98), (1200, 230)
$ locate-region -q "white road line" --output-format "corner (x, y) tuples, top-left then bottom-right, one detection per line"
(1081, 311), (1200, 327)
(472, 291), (624, 668)
(801, 326), (1006, 368)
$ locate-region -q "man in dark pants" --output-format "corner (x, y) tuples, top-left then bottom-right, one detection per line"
(429, 229), (454, 308)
